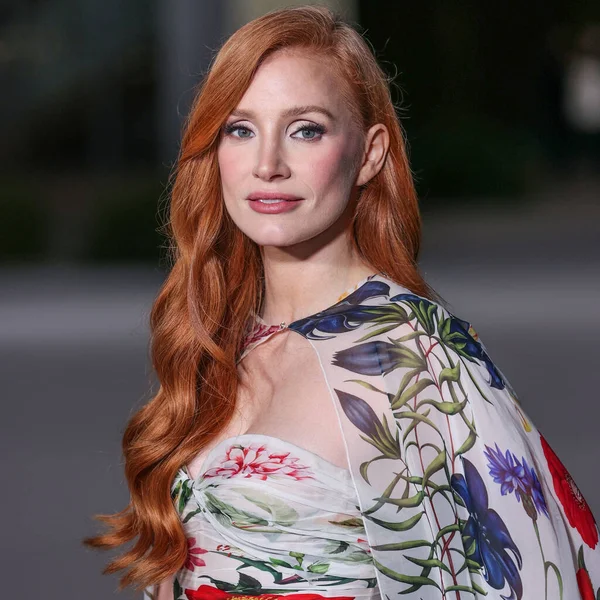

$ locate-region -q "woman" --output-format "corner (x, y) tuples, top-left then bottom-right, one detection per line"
(86, 6), (600, 600)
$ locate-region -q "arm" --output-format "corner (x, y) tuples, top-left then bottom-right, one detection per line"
(325, 295), (534, 598)
(143, 575), (175, 600)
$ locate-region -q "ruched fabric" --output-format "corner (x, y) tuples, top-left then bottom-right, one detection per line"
(167, 434), (380, 600)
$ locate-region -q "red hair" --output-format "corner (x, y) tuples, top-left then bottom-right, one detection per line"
(84, 5), (437, 591)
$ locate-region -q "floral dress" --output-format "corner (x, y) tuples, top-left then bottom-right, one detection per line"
(145, 273), (600, 600)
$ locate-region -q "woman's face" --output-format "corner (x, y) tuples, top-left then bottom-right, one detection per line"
(217, 50), (371, 248)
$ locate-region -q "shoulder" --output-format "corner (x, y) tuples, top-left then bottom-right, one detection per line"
(337, 275), (510, 394)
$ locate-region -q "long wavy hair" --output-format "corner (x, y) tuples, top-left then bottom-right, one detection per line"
(84, 4), (437, 591)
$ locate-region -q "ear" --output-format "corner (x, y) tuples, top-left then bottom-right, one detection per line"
(355, 123), (390, 187)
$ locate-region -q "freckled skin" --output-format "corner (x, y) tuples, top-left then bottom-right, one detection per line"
(217, 50), (365, 249)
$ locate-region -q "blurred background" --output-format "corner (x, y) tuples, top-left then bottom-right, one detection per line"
(1, 0), (599, 598)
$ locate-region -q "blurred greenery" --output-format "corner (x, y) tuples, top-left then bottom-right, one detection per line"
(0, 180), (47, 260)
(1, 2), (598, 263)
(86, 177), (166, 262)
(0, 175), (167, 263)
(409, 114), (541, 201)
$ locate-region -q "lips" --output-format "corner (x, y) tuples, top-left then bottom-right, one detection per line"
(247, 191), (303, 202)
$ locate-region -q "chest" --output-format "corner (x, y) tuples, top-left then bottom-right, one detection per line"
(186, 330), (347, 479)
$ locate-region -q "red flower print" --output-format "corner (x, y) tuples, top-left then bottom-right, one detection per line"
(577, 545), (597, 599)
(185, 584), (355, 600)
(203, 443), (313, 481)
(185, 537), (208, 571)
(540, 434), (599, 549)
(577, 568), (595, 600)
(241, 323), (283, 353)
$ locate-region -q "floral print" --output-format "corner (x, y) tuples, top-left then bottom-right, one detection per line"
(541, 434), (599, 549)
(156, 434), (377, 600)
(185, 537), (208, 571)
(203, 442), (314, 481)
(577, 545), (598, 599)
(185, 584), (356, 600)
(240, 322), (284, 354)
(145, 273), (600, 600)
(484, 443), (548, 518)
(451, 457), (523, 598)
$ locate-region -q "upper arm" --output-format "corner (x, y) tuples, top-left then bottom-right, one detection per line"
(143, 574), (175, 600)
(326, 297), (520, 597)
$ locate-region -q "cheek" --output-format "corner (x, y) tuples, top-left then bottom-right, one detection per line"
(302, 142), (357, 195)
(218, 145), (248, 191)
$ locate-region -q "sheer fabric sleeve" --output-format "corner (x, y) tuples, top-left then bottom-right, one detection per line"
(311, 293), (598, 599)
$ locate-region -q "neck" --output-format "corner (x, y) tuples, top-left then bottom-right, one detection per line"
(259, 234), (376, 326)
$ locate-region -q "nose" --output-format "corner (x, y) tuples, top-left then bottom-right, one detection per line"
(252, 138), (291, 181)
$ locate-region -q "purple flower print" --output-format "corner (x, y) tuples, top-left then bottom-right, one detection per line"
(484, 443), (549, 519)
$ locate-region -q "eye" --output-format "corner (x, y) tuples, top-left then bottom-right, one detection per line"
(223, 123), (254, 139)
(291, 123), (326, 141)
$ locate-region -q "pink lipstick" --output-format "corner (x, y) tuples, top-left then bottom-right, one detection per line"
(247, 191), (304, 214)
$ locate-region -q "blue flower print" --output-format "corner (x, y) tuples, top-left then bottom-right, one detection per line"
(440, 315), (506, 390)
(484, 444), (549, 519)
(332, 340), (426, 376)
(451, 458), (523, 599)
(335, 389), (401, 461)
(390, 294), (505, 390)
(289, 279), (392, 340)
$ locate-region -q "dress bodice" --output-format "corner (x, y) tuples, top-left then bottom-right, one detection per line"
(169, 434), (379, 600)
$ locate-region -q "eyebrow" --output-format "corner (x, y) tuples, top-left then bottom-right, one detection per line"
(229, 105), (336, 121)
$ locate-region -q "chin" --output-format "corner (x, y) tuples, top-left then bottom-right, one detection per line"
(250, 234), (302, 248)
(244, 227), (312, 248)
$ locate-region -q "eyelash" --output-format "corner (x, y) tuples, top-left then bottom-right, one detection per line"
(222, 122), (326, 141)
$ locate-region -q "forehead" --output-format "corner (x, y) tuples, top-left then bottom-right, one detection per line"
(234, 49), (352, 117)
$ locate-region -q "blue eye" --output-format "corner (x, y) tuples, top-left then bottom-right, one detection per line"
(223, 124), (253, 138)
(222, 122), (326, 141)
(292, 124), (326, 141)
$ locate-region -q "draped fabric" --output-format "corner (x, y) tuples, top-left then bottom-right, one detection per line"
(162, 434), (380, 600)
(145, 273), (600, 600)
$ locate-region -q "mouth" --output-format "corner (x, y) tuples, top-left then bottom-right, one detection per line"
(251, 198), (296, 205)
(246, 192), (303, 203)
(246, 192), (304, 214)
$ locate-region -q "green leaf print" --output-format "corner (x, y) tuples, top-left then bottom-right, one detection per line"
(326, 540), (349, 554)
(387, 342), (428, 371)
(365, 510), (424, 531)
(173, 577), (183, 599)
(344, 378), (394, 402)
(405, 555), (451, 574)
(390, 379), (435, 410)
(235, 573), (263, 592)
(269, 557), (293, 568)
(438, 362), (461, 385)
(329, 516), (364, 529)
(370, 539), (431, 552)
(204, 491), (269, 528)
(376, 490), (425, 509)
(416, 397), (468, 415)
(240, 489), (299, 527)
(346, 550), (373, 563)
(182, 507), (202, 523)
(373, 558), (441, 590)
(455, 426), (478, 457)
(171, 479), (194, 515)
(307, 562), (330, 574)
(422, 449), (447, 486)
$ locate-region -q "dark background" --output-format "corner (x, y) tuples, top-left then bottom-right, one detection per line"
(1, 1), (599, 598)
